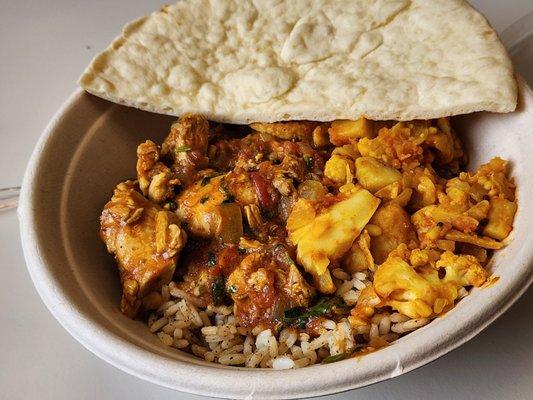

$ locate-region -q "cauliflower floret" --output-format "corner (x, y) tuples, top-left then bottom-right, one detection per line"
(357, 122), (425, 171)
(411, 157), (517, 249)
(403, 166), (443, 209)
(324, 144), (359, 186)
(287, 185), (380, 293)
(325, 155), (354, 186)
(370, 247), (488, 319)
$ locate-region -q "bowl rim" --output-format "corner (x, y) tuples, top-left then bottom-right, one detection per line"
(18, 82), (533, 399)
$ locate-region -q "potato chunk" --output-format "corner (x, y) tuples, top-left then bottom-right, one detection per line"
(329, 118), (375, 146)
(287, 185), (380, 293)
(483, 197), (517, 240)
(355, 157), (402, 193)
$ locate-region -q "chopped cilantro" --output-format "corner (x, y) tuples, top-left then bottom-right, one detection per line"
(303, 155), (314, 170)
(226, 284), (238, 294)
(283, 296), (346, 329)
(207, 252), (217, 267)
(211, 275), (226, 306)
(322, 352), (349, 364)
(163, 201), (177, 211)
(174, 145), (191, 154)
(222, 194), (235, 204)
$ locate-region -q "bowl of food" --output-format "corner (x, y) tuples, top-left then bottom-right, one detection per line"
(19, 0), (532, 399)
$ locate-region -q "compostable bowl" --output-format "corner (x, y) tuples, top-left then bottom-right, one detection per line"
(18, 79), (533, 399)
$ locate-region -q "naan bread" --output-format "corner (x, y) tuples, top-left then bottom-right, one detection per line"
(79, 0), (517, 123)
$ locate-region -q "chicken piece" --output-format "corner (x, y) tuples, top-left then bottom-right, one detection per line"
(176, 242), (245, 306)
(161, 114), (210, 184)
(100, 181), (187, 317)
(250, 121), (320, 142)
(175, 174), (243, 244)
(226, 245), (313, 327)
(369, 202), (418, 264)
(224, 168), (259, 206)
(136, 140), (180, 204)
(287, 184), (380, 293)
(370, 246), (488, 319)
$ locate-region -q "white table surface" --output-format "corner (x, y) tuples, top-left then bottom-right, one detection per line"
(1, 1), (532, 399)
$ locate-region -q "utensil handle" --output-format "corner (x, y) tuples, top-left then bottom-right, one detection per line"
(0, 186), (20, 211)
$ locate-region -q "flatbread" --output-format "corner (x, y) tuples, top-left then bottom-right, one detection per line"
(79, 0), (517, 123)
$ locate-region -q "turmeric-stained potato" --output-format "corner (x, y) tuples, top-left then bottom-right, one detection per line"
(328, 118), (375, 146)
(483, 197), (517, 240)
(355, 157), (402, 193)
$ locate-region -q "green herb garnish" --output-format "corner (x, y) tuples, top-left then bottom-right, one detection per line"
(222, 194), (235, 204)
(274, 243), (295, 265)
(201, 172), (224, 186)
(211, 275), (226, 306)
(283, 296), (345, 329)
(226, 284), (238, 294)
(163, 201), (177, 211)
(303, 155), (314, 170)
(200, 196), (209, 204)
(260, 209), (275, 220)
(207, 252), (217, 267)
(174, 145), (192, 153)
(200, 176), (212, 186)
(322, 352), (349, 364)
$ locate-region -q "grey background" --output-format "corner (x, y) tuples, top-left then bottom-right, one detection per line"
(0, 1), (531, 399)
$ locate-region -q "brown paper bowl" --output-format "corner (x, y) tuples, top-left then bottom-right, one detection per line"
(19, 79), (533, 399)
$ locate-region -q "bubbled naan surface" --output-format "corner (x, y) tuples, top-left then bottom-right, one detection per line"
(79, 0), (517, 123)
